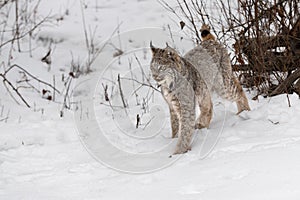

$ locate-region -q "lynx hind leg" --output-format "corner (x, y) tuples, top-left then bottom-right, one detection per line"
(195, 88), (213, 129)
(236, 92), (251, 115)
(220, 77), (250, 114)
(233, 78), (251, 114)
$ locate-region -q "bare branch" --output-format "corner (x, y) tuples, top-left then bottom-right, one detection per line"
(5, 64), (60, 94)
(0, 73), (30, 107)
(0, 15), (51, 49)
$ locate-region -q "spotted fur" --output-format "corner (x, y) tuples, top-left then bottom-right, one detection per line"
(185, 25), (251, 114)
(150, 43), (213, 154)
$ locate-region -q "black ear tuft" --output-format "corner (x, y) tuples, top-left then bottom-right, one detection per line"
(150, 41), (157, 53)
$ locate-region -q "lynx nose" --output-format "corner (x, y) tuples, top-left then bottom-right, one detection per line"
(154, 76), (163, 82)
(151, 74), (160, 81)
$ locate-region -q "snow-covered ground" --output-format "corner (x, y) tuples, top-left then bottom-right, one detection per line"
(1, 0), (300, 199)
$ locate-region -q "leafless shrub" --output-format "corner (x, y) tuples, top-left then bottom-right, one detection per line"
(0, 64), (60, 108)
(60, 73), (73, 117)
(0, 0), (65, 110)
(161, 0), (300, 98)
(80, 0), (104, 73)
(99, 55), (160, 128)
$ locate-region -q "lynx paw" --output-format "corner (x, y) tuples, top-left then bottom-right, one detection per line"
(236, 107), (251, 115)
(172, 132), (178, 138)
(173, 146), (191, 155)
(195, 123), (208, 129)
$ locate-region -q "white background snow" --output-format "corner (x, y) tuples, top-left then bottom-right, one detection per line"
(1, 0), (300, 199)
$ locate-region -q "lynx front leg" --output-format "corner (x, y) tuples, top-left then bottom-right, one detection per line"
(195, 90), (213, 129)
(161, 86), (180, 138)
(173, 90), (195, 155)
(168, 99), (190, 154)
(173, 105), (195, 155)
(168, 96), (181, 138)
(169, 108), (179, 138)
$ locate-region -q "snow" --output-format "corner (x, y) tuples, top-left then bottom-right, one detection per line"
(1, 0), (300, 199)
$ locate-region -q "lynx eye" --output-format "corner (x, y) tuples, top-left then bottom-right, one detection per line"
(167, 52), (173, 57)
(158, 65), (166, 71)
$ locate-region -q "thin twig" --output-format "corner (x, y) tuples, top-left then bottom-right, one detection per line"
(101, 83), (109, 101)
(181, 0), (201, 42)
(136, 114), (140, 129)
(53, 75), (55, 101)
(121, 77), (160, 92)
(15, 0), (20, 52)
(128, 58), (140, 105)
(4, 64), (60, 93)
(0, 117), (9, 122)
(286, 93), (291, 107)
(143, 116), (155, 130)
(0, 15), (51, 49)
(0, 74), (30, 107)
(117, 74), (127, 108)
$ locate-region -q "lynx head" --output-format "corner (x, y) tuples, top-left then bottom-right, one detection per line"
(150, 42), (183, 87)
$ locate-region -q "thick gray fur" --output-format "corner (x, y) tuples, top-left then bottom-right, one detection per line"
(150, 44), (212, 154)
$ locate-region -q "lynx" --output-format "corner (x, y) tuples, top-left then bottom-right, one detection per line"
(184, 25), (251, 114)
(150, 42), (213, 154)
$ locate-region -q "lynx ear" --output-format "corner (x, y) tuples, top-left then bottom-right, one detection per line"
(173, 54), (182, 71)
(150, 41), (158, 54)
(166, 42), (169, 47)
